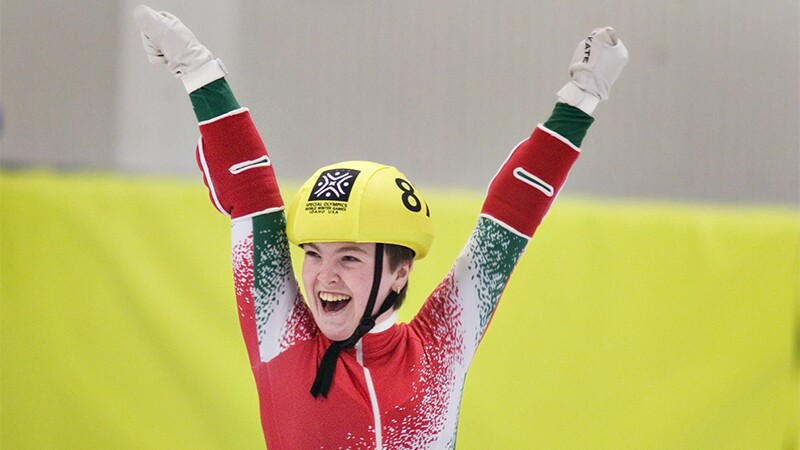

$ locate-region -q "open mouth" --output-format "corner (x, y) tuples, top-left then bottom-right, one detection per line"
(319, 292), (352, 313)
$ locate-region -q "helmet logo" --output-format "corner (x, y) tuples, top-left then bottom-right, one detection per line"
(310, 169), (360, 201)
(305, 169), (361, 215)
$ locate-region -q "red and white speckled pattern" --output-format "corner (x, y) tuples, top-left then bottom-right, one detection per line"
(386, 270), (464, 449)
(277, 299), (316, 352)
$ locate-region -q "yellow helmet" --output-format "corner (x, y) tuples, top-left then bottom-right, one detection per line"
(286, 161), (433, 259)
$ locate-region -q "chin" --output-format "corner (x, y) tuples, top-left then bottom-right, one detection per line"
(319, 327), (351, 342)
(311, 307), (357, 342)
(312, 316), (353, 342)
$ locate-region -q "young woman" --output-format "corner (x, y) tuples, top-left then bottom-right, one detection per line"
(134, 5), (628, 448)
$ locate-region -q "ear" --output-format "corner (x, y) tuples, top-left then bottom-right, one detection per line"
(391, 260), (413, 290)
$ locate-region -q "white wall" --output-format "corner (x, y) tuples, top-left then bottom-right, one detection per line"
(2, 0), (798, 205)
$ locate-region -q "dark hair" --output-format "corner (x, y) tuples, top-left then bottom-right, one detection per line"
(384, 244), (415, 310)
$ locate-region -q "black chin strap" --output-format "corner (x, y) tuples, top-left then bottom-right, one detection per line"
(310, 243), (398, 398)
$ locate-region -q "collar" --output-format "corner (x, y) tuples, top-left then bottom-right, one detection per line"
(369, 310), (397, 334)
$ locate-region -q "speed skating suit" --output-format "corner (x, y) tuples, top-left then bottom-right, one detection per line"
(192, 79), (590, 449)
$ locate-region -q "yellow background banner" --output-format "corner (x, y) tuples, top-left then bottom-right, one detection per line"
(2, 171), (798, 449)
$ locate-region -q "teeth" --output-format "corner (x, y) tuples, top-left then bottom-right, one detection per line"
(319, 292), (351, 302)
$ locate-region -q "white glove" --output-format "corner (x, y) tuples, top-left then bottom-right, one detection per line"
(557, 27), (629, 115)
(133, 4), (227, 93)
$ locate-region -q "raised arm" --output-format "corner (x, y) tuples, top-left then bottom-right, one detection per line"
(416, 27), (629, 363)
(133, 5), (314, 367)
(483, 27), (628, 235)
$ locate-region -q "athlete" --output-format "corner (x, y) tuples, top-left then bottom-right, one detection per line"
(134, 5), (628, 449)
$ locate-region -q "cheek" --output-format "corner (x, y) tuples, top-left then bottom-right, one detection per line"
(346, 272), (375, 304)
(301, 264), (316, 294)
(377, 272), (393, 294)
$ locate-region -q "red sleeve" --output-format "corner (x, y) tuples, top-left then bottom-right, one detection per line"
(195, 109), (284, 219)
(481, 125), (580, 237)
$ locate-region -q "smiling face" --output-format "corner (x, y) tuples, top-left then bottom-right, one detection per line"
(301, 242), (412, 341)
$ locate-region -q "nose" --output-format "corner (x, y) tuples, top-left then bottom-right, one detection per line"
(316, 262), (340, 285)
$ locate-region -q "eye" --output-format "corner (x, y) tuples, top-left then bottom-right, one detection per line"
(304, 249), (320, 259)
(341, 255), (362, 263)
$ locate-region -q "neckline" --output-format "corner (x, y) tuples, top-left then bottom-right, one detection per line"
(369, 310), (398, 334)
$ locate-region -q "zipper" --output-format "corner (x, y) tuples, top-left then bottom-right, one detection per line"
(356, 341), (383, 450)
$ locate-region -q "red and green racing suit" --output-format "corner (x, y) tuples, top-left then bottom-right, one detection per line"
(190, 78), (592, 449)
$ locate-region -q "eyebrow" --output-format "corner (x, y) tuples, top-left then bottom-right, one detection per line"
(304, 243), (370, 255)
(337, 245), (369, 254)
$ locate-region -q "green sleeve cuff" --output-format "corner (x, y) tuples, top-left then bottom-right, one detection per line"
(189, 78), (241, 123)
(542, 102), (595, 148)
